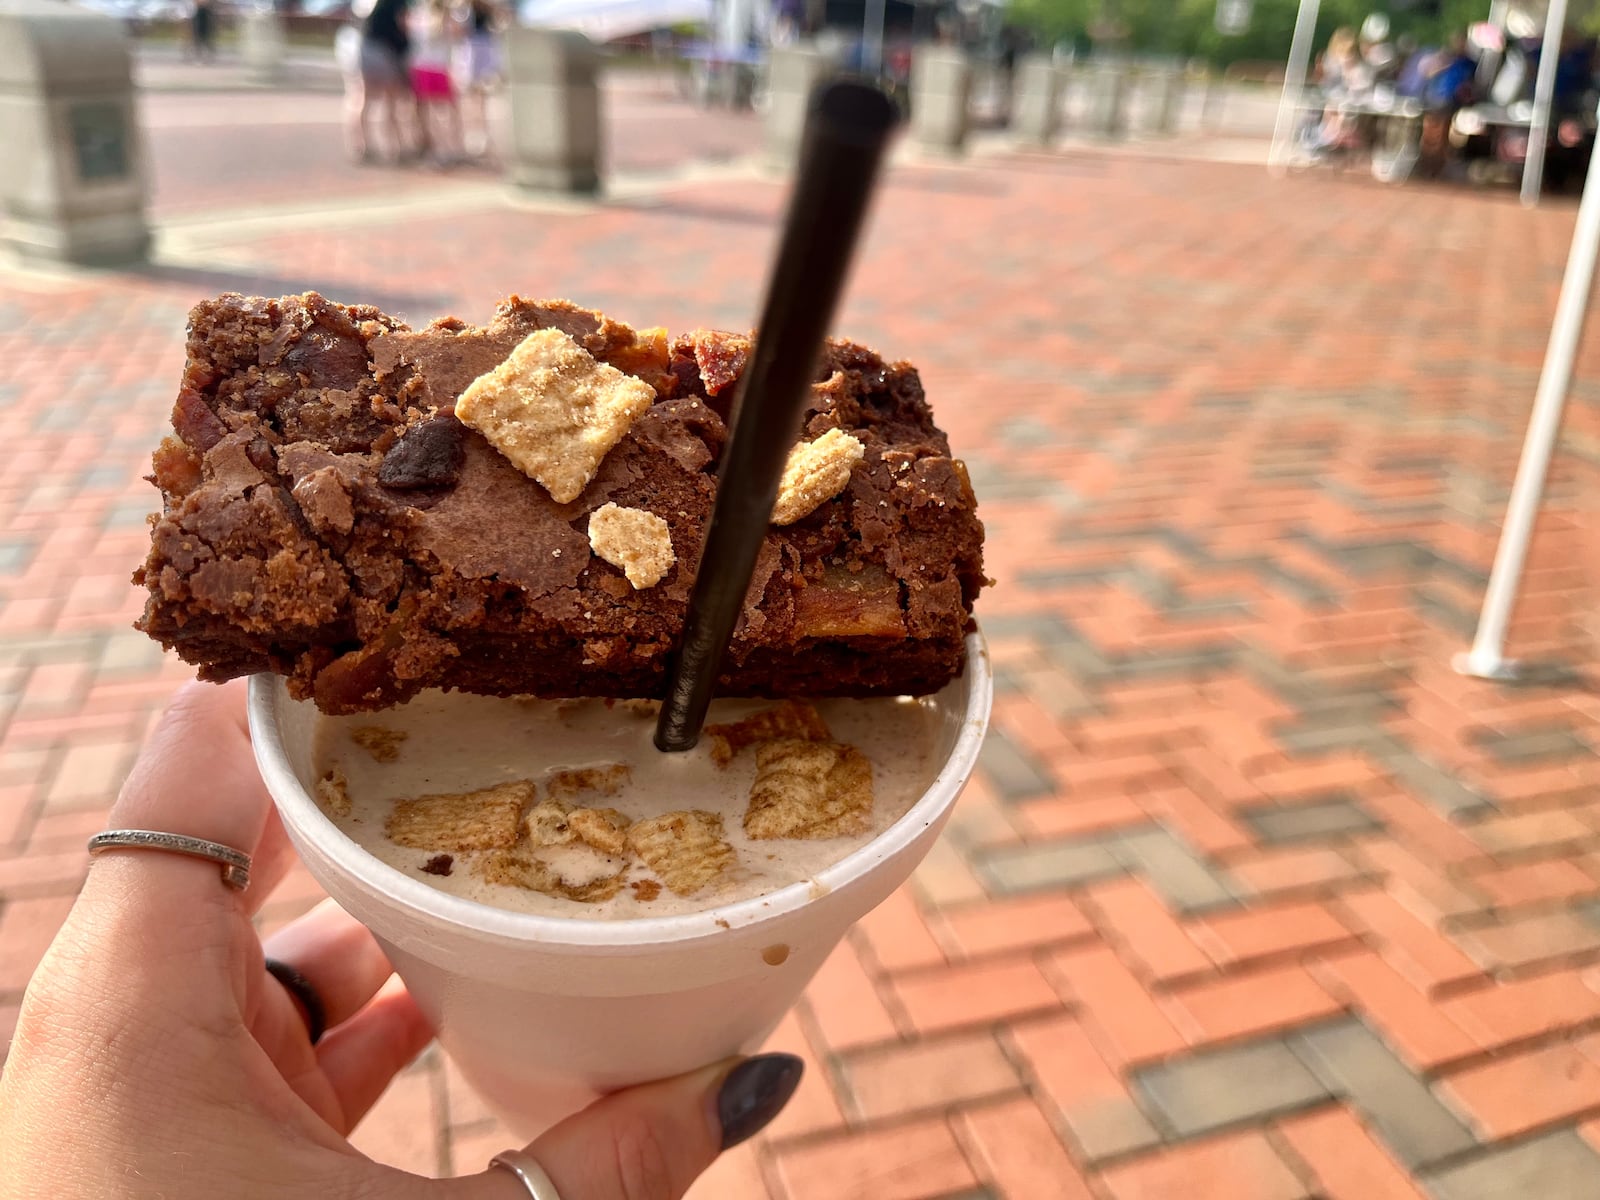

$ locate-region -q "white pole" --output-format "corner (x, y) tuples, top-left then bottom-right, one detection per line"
(1456, 95), (1600, 680)
(1521, 0), (1568, 206)
(863, 0), (885, 75)
(1268, 0), (1322, 174)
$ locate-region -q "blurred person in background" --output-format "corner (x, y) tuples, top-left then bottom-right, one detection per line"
(188, 0), (216, 62)
(346, 0), (423, 165)
(453, 0), (503, 160)
(1305, 27), (1368, 155)
(411, 0), (465, 167)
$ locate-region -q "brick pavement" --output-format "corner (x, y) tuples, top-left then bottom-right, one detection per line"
(4, 134), (1600, 1198)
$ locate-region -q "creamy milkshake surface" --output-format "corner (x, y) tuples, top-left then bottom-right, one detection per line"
(313, 693), (941, 920)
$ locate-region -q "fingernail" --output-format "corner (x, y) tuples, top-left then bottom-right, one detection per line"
(716, 1053), (804, 1150)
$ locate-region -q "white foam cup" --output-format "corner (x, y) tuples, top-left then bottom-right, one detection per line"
(248, 630), (991, 1139)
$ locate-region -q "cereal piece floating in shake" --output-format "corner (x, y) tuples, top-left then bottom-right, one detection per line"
(478, 849), (626, 903)
(587, 503), (676, 589)
(744, 740), (874, 841)
(455, 328), (657, 504)
(316, 767), (351, 817)
(387, 780), (532, 851)
(350, 726), (407, 763)
(770, 428), (865, 525)
(525, 797), (576, 847)
(567, 807), (632, 857)
(545, 763), (631, 802)
(705, 701), (831, 767)
(628, 810), (735, 896)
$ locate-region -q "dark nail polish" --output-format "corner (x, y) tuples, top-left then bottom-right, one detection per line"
(717, 1053), (804, 1149)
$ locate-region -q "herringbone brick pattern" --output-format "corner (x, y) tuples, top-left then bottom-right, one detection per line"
(4, 135), (1600, 1198)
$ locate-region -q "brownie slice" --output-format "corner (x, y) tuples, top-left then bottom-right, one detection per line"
(135, 292), (985, 713)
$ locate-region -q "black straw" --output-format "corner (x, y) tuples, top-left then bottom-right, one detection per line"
(654, 80), (898, 752)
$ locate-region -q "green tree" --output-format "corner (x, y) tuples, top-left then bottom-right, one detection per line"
(1005, 0), (1503, 66)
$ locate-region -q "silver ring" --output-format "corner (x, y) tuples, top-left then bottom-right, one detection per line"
(489, 1150), (562, 1200)
(87, 829), (251, 891)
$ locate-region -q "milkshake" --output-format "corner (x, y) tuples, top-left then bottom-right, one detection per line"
(312, 694), (942, 920)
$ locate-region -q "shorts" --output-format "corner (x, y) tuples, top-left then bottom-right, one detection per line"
(455, 33), (502, 88)
(411, 65), (454, 101)
(359, 40), (407, 90)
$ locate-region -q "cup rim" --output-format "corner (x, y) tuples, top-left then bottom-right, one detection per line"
(249, 628), (992, 948)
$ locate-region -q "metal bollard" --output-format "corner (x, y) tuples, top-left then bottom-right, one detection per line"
(910, 47), (971, 155)
(1011, 53), (1060, 146)
(239, 7), (288, 84)
(506, 29), (601, 194)
(0, 3), (150, 264)
(765, 43), (834, 168)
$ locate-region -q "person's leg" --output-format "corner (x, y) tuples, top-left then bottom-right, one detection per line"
(465, 85), (490, 158)
(347, 75), (371, 162)
(444, 95), (465, 163)
(383, 83), (407, 162)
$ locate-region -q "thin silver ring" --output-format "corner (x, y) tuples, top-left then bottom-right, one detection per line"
(87, 829), (251, 891)
(489, 1150), (562, 1200)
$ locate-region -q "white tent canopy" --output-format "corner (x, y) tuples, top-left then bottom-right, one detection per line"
(518, 0), (714, 43)
(1269, 0), (1595, 679)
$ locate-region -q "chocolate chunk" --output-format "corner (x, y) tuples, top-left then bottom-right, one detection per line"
(379, 416), (467, 490)
(421, 854), (454, 876)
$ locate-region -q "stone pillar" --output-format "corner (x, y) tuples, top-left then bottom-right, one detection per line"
(765, 43), (833, 168)
(1011, 53), (1060, 146)
(506, 29), (601, 194)
(910, 47), (970, 155)
(239, 7), (288, 85)
(1142, 65), (1182, 135)
(1085, 61), (1127, 139)
(0, 2), (150, 265)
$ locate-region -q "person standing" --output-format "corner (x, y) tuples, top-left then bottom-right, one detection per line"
(189, 0), (216, 62)
(453, 0), (502, 160)
(410, 0), (465, 167)
(349, 0), (420, 164)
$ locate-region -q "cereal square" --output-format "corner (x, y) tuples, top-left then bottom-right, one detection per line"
(350, 726), (407, 763)
(455, 328), (657, 504)
(705, 701), (831, 767)
(525, 797), (576, 847)
(587, 503), (676, 589)
(771, 428), (865, 525)
(316, 767), (351, 818)
(568, 807), (632, 856)
(386, 780), (531, 851)
(477, 849), (626, 903)
(546, 763), (631, 802)
(628, 810), (735, 896)
(744, 740), (874, 840)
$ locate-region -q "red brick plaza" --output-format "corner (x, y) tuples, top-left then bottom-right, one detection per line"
(3, 109), (1600, 1198)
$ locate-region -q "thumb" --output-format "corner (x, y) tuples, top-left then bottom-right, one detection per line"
(437, 1053), (802, 1200)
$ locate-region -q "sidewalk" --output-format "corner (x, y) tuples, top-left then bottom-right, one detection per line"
(3, 135), (1600, 1197)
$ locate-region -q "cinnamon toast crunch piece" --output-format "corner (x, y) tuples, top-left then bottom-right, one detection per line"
(350, 726), (407, 763)
(744, 740), (874, 840)
(477, 849), (626, 903)
(386, 780), (531, 851)
(567, 807), (632, 857)
(627, 810), (735, 896)
(704, 701), (831, 767)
